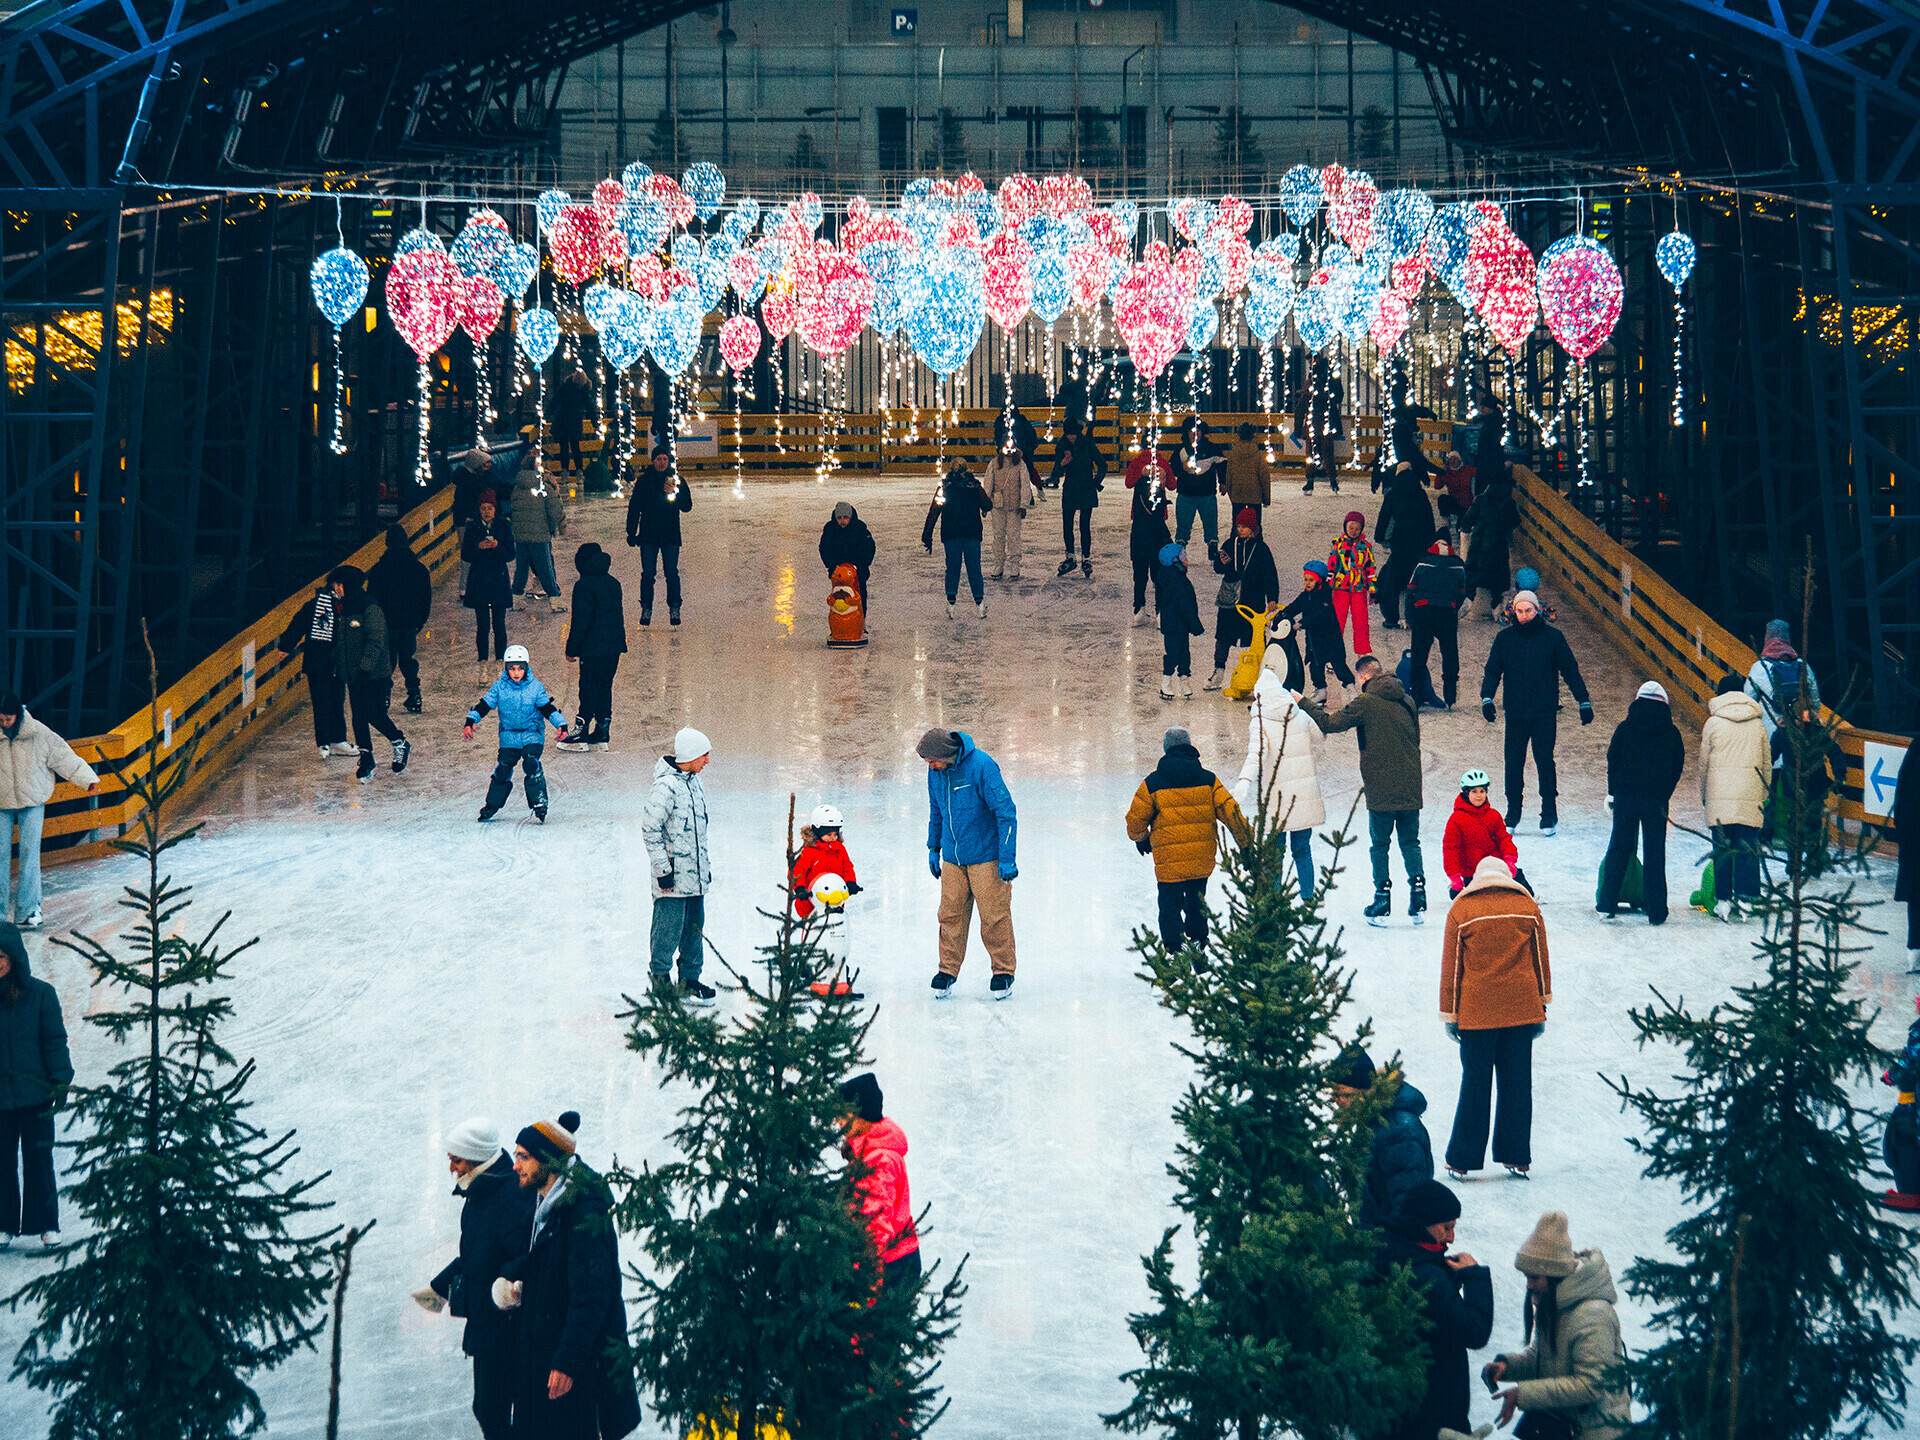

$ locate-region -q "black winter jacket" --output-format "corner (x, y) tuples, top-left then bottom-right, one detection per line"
(276, 592), (338, 677)
(1278, 584), (1345, 665)
(1213, 535), (1280, 613)
(1375, 1224), (1494, 1440)
(1461, 477), (1518, 592)
(333, 597), (392, 682)
(1407, 553), (1469, 614)
(462, 516), (516, 608)
(1130, 481), (1172, 558)
(431, 1152), (536, 1359)
(501, 1164), (642, 1440)
(368, 546), (432, 634)
(565, 546), (627, 658)
(1171, 437), (1226, 497)
(1155, 562), (1205, 640)
(819, 512), (877, 577)
(1049, 432), (1109, 508)
(922, 472), (993, 546)
(1377, 476), (1436, 554)
(1608, 696), (1686, 805)
(1481, 615), (1590, 719)
(626, 476), (692, 548)
(1357, 1081), (1434, 1230)
(0, 926), (72, 1111)
(993, 408), (1040, 458)
(1471, 409), (1507, 484)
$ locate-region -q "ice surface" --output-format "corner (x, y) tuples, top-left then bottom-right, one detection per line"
(2, 472), (1913, 1437)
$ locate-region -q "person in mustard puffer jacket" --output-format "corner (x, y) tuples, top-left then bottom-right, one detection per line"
(1126, 727), (1252, 957)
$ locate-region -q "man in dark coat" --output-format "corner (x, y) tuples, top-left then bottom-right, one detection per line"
(1376, 1180), (1494, 1440)
(1330, 1049), (1434, 1231)
(1598, 681), (1688, 925)
(1049, 416), (1109, 577)
(819, 501), (877, 605)
(1302, 657), (1428, 922)
(1406, 540), (1470, 709)
(367, 523), (433, 714)
(330, 565), (409, 784)
(560, 544), (627, 752)
(0, 920), (73, 1241)
(1480, 591), (1592, 833)
(497, 1116), (641, 1440)
(992, 406), (1041, 475)
(625, 450), (693, 626)
(1375, 464), (1437, 629)
(1460, 464), (1517, 619)
(421, 1118), (537, 1440)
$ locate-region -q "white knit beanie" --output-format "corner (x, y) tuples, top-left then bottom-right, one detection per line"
(444, 1117), (500, 1164)
(673, 727), (712, 761)
(1637, 680), (1670, 704)
(1514, 1210), (1579, 1277)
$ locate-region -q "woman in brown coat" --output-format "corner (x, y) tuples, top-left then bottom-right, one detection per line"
(1441, 854), (1550, 1178)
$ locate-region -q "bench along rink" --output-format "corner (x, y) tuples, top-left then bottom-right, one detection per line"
(5, 474), (1915, 1437)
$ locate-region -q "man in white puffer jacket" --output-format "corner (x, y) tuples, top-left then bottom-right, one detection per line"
(1233, 635), (1327, 901)
(0, 695), (99, 929)
(641, 726), (715, 1005)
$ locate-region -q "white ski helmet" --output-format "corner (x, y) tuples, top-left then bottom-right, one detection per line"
(810, 872), (850, 907)
(503, 644), (531, 665)
(809, 804), (843, 830)
(1460, 768), (1490, 791)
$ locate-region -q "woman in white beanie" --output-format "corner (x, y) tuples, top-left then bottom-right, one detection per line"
(1233, 626), (1325, 900)
(1482, 1211), (1630, 1439)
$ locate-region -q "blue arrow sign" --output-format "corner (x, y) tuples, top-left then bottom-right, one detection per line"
(1871, 756), (1896, 808)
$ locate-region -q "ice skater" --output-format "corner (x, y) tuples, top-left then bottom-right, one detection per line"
(792, 803), (862, 990)
(838, 1073), (922, 1291)
(1048, 415), (1107, 578)
(462, 488), (515, 681)
(1375, 1180), (1493, 1440)
(1328, 1049), (1434, 1231)
(558, 542), (626, 753)
(1127, 439), (1174, 626)
(921, 465), (994, 618)
(642, 727), (717, 1006)
(1881, 998), (1920, 1211)
(983, 436), (1037, 580)
(1483, 1213), (1630, 1436)
(464, 644), (568, 823)
(276, 576), (353, 758)
(367, 522), (432, 715)
(1479, 589), (1592, 834)
(1277, 561), (1354, 700)
(0, 696), (99, 930)
(1205, 508), (1279, 691)
(1234, 639), (1325, 900)
(0, 922), (72, 1246)
(1170, 416), (1225, 561)
(1326, 510), (1376, 660)
(918, 728), (1018, 999)
(1154, 542), (1205, 700)
(1443, 770), (1526, 900)
(1597, 681), (1685, 925)
(330, 565), (410, 784)
(626, 448), (693, 627)
(1125, 726), (1251, 959)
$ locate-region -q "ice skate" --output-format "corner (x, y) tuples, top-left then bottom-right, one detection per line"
(1504, 1164), (1531, 1179)
(1007, 566), (1021, 580)
(1504, 801), (1522, 830)
(1301, 479), (1315, 495)
(328, 742), (360, 759)
(639, 609), (652, 627)
(588, 718), (611, 751)
(19, 909), (41, 930)
(555, 725), (593, 753)
(976, 599), (988, 618)
(1133, 606), (1152, 628)
(356, 754), (375, 784)
(990, 974), (1014, 1000)
(1159, 675), (1176, 700)
(1204, 668), (1225, 691)
(1081, 559), (1092, 578)
(1908, 948), (1920, 974)
(531, 806), (547, 823)
(403, 690), (423, 714)
(477, 805), (498, 822)
(1178, 675), (1193, 698)
(680, 977), (716, 1006)
(990, 569), (1004, 581)
(1328, 477), (1340, 494)
(1364, 884), (1392, 925)
(670, 607), (682, 626)
(548, 596), (567, 613)
(1445, 1166), (1472, 1181)
(946, 602), (957, 619)
(931, 972), (956, 999)
(1408, 878), (1428, 925)
(391, 737), (410, 774)
(1539, 804), (1558, 837)
(1057, 557), (1076, 578)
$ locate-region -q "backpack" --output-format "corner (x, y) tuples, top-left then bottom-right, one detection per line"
(1764, 657), (1802, 718)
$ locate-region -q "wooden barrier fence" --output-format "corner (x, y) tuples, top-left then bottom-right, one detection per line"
(1507, 466), (1905, 835)
(18, 486), (461, 872)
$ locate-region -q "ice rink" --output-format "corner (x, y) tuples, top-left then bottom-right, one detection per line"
(4, 469), (1913, 1437)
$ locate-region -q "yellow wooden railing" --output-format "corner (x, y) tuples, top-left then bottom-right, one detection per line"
(1507, 465), (1902, 833)
(22, 486), (460, 871)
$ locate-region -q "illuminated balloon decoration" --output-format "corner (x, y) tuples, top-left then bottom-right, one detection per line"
(517, 307), (560, 364)
(1469, 220), (1539, 353)
(1325, 167), (1378, 253)
(455, 272), (505, 426)
(1536, 234), (1622, 362)
(683, 162), (727, 221)
(310, 245), (368, 454)
(536, 189), (570, 234)
(385, 247), (459, 483)
(1656, 229), (1695, 426)
(1278, 165), (1323, 228)
(720, 315), (761, 374)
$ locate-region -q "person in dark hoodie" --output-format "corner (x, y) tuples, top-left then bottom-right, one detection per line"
(1049, 415), (1109, 578)
(417, 1117), (537, 1439)
(1480, 590), (1592, 834)
(921, 465), (995, 618)
(1277, 561), (1354, 698)
(1597, 681), (1687, 925)
(461, 488), (516, 674)
(819, 501), (877, 605)
(1205, 508), (1280, 690)
(1406, 539), (1470, 709)
(625, 448), (693, 627)
(329, 565), (409, 784)
(494, 1115), (642, 1440)
(275, 579), (353, 758)
(1376, 1179), (1494, 1440)
(559, 543), (626, 753)
(367, 523), (433, 714)
(1330, 1048), (1434, 1231)
(1375, 462), (1437, 630)
(1126, 441), (1174, 626)
(0, 921), (72, 1247)
(1153, 543), (1206, 700)
(1461, 458), (1518, 621)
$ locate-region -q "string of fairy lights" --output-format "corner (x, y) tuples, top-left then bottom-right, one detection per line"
(301, 160), (1700, 492)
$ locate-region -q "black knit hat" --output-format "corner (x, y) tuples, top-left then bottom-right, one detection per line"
(516, 1110), (581, 1166)
(839, 1073), (883, 1123)
(1392, 1178), (1462, 1231)
(1329, 1046), (1376, 1090)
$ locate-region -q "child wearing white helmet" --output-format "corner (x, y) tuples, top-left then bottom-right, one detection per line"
(464, 644), (568, 822)
(1443, 768), (1527, 899)
(792, 803), (862, 994)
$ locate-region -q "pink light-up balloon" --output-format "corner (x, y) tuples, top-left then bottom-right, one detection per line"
(794, 245), (873, 355)
(1468, 223), (1539, 352)
(454, 273), (504, 343)
(1536, 234), (1624, 361)
(1114, 247), (1193, 383)
(549, 205), (611, 285)
(719, 314), (762, 373)
(982, 232), (1034, 331)
(385, 249), (459, 359)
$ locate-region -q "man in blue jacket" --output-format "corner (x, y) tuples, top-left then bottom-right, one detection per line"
(918, 728), (1019, 999)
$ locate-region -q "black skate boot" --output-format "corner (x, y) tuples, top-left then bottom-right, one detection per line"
(1504, 801), (1522, 830)
(1057, 557), (1076, 578)
(1364, 882), (1392, 926)
(1080, 559), (1092, 578)
(670, 607), (682, 626)
(478, 805), (499, 822)
(356, 753), (375, 785)
(1539, 803), (1558, 837)
(930, 972), (956, 999)
(990, 973), (1015, 1000)
(555, 723), (593, 753)
(680, 976), (716, 1006)
(588, 718), (610, 751)
(391, 737), (411, 774)
(403, 690), (423, 715)
(1409, 877), (1429, 925)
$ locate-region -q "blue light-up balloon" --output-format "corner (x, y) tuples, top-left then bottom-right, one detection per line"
(650, 291), (704, 374)
(1427, 202), (1485, 308)
(1296, 282), (1338, 353)
(1246, 285), (1293, 344)
(1032, 250), (1072, 324)
(800, 193), (824, 232)
(692, 255), (727, 314)
(598, 292), (650, 371)
(451, 216), (511, 280)
(621, 163), (652, 194)
(1656, 230), (1696, 289)
(1373, 189), (1435, 260)
(862, 241), (918, 335)
(1280, 165), (1324, 228)
(1185, 299), (1218, 351)
(904, 207), (944, 248)
(536, 190), (570, 234)
(493, 241), (538, 301)
(395, 226), (443, 258)
(619, 197), (670, 256)
(517, 306), (560, 364)
(311, 246), (370, 327)
(904, 250), (985, 375)
(582, 282), (621, 331)
(682, 162), (726, 221)
(1111, 199), (1139, 239)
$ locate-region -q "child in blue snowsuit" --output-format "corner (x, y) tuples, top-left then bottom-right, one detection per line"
(464, 645), (568, 822)
(1883, 998), (1920, 1210)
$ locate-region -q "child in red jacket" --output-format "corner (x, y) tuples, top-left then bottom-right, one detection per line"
(1327, 510), (1376, 659)
(838, 1072), (922, 1289)
(1443, 769), (1529, 898)
(793, 803), (861, 993)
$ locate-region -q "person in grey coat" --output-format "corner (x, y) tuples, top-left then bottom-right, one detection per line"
(0, 922), (72, 1245)
(642, 727), (716, 1006)
(510, 463), (569, 612)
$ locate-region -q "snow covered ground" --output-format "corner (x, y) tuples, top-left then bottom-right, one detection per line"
(2, 470), (1913, 1438)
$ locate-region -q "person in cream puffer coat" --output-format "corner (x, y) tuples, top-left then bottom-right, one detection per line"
(1235, 640), (1326, 899)
(1486, 1210), (1630, 1440)
(1699, 673), (1770, 911)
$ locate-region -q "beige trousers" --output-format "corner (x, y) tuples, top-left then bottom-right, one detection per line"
(937, 861), (1017, 976)
(990, 509), (1024, 577)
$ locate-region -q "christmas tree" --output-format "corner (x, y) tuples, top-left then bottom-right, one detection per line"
(1106, 781), (1428, 1440)
(614, 800), (965, 1440)
(1609, 681), (1918, 1438)
(9, 671), (338, 1440)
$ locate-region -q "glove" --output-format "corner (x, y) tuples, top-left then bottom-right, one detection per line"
(1579, 701), (1594, 726)
(1445, 1022), (1461, 1042)
(1016, 508), (1027, 518)
(463, 722), (476, 741)
(658, 869), (675, 892)
(412, 1287), (446, 1314)
(1482, 699), (1497, 723)
(491, 1277), (523, 1311)
(928, 850), (942, 879)
(1136, 837), (1153, 855)
(998, 862), (1019, 882)
(792, 884), (813, 900)
(626, 533), (640, 547)
(1449, 877), (1464, 897)
(845, 881), (863, 896)
(923, 541), (933, 555)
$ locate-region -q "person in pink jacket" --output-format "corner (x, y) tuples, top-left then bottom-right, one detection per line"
(838, 1073), (921, 1290)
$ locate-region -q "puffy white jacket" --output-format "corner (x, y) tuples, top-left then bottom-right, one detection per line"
(1234, 666), (1326, 832)
(641, 756), (711, 898)
(983, 454), (1036, 513)
(0, 709), (98, 811)
(1700, 690), (1770, 829)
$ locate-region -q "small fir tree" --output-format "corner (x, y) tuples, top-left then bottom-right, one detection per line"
(1609, 673), (1917, 1439)
(9, 657), (338, 1440)
(1106, 776), (1428, 1440)
(614, 800), (965, 1440)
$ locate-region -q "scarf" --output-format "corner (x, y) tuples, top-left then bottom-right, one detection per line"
(307, 589), (336, 645)
(532, 1162), (572, 1244)
(1762, 636), (1799, 662)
